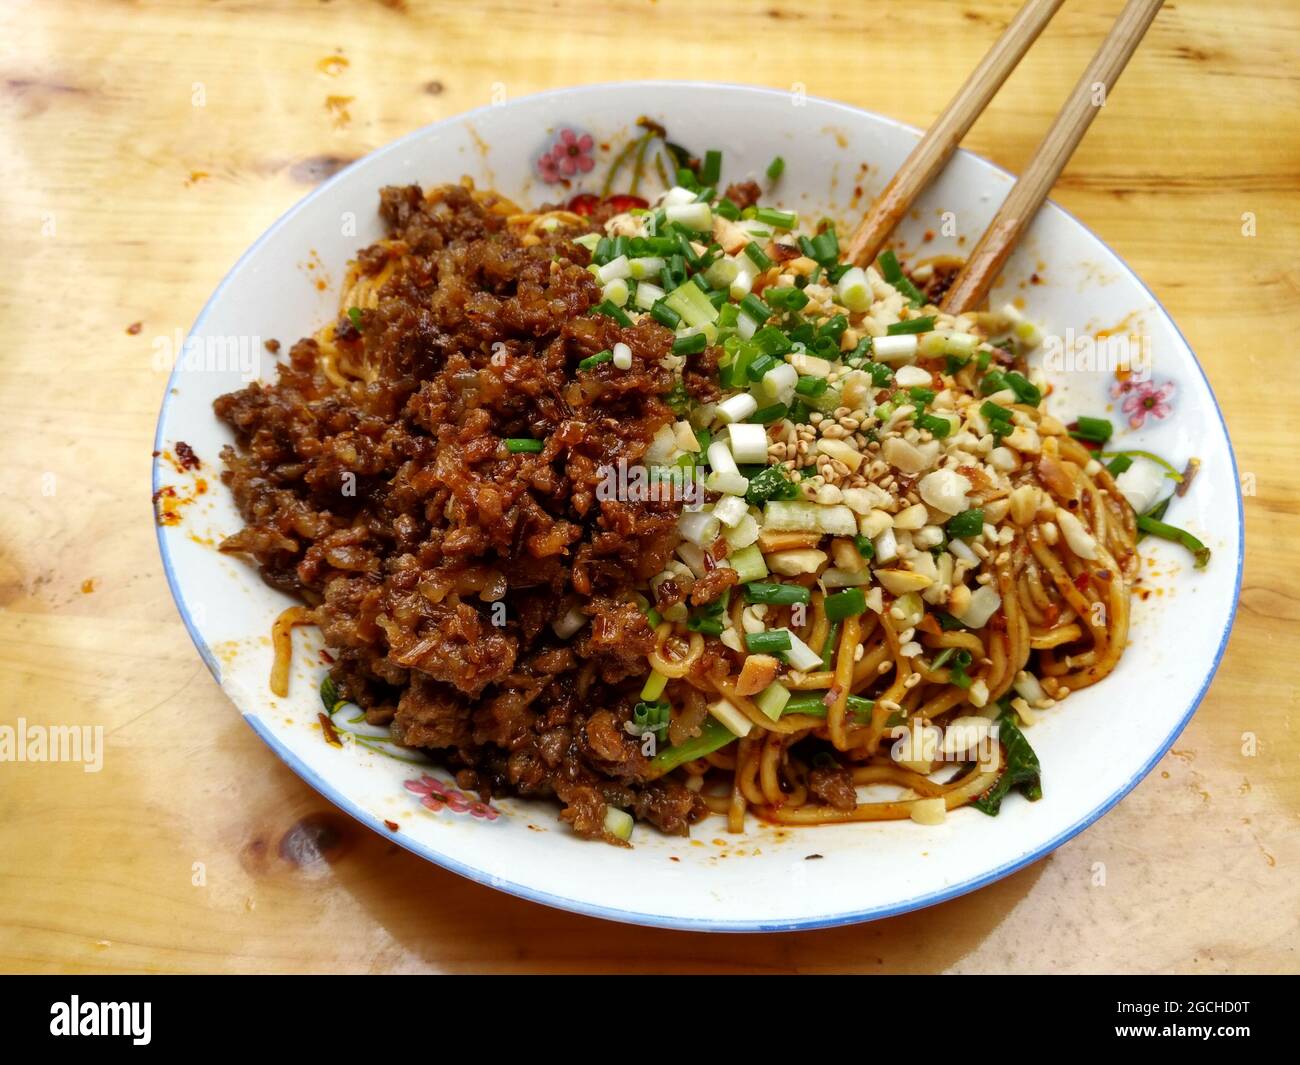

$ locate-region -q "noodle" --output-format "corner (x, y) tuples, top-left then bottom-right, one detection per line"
(269, 605), (314, 698)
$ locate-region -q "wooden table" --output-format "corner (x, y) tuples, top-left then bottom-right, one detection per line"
(2, 0), (1296, 974)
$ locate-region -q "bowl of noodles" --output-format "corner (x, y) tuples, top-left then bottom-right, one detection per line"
(153, 82), (1242, 931)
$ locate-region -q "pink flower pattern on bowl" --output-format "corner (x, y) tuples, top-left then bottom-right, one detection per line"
(536, 128), (595, 183)
(404, 774), (500, 821)
(1112, 378), (1175, 429)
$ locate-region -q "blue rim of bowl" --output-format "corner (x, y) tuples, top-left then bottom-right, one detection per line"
(152, 81), (1244, 933)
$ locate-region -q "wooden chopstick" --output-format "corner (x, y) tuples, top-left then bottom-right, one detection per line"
(942, 0), (1165, 313)
(843, 0), (1066, 269)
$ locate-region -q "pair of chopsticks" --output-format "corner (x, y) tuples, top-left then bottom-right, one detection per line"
(845, 0), (1164, 315)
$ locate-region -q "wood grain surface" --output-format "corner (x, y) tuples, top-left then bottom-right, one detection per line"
(1, 0), (1296, 974)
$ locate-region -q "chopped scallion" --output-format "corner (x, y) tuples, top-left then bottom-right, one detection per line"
(744, 583), (811, 606)
(593, 299), (632, 327)
(887, 316), (935, 335)
(700, 149), (722, 186)
(743, 242), (773, 271)
(577, 350), (613, 370)
(505, 438), (544, 453)
(745, 630), (793, 654)
(824, 587), (867, 621)
(754, 207), (797, 230)
(671, 332), (708, 356)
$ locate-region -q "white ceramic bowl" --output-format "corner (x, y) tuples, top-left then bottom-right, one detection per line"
(153, 82), (1242, 931)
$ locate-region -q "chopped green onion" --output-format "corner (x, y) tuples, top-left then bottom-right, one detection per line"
(864, 362), (892, 388)
(947, 508), (984, 538)
(664, 280), (719, 327)
(744, 582), (811, 605)
(747, 403), (788, 425)
(818, 314), (848, 344)
(795, 375), (829, 397)
(948, 649), (974, 689)
(743, 242), (773, 271)
(746, 630), (793, 654)
(751, 326), (793, 356)
(1136, 515), (1211, 569)
(766, 156), (785, 181)
(728, 544), (768, 584)
(687, 613), (724, 636)
(650, 301), (682, 330)
(603, 806), (634, 841)
(715, 197), (740, 221)
(346, 307), (363, 330)
(915, 412), (953, 438)
(981, 400), (1014, 424)
(887, 316), (935, 336)
(1106, 454), (1134, 477)
(805, 229), (839, 266)
(1071, 416), (1113, 444)
(755, 682), (791, 720)
(671, 332), (708, 356)
(876, 250), (925, 307)
(981, 370), (1008, 396)
(577, 350), (613, 370)
(766, 286), (810, 311)
(853, 534), (875, 560)
(700, 149), (722, 186)
(746, 352), (779, 380)
(593, 299), (632, 327)
(739, 292), (773, 324)
(505, 437), (544, 453)
(1004, 370), (1041, 405)
(632, 700), (671, 733)
(824, 587), (867, 621)
(754, 207), (797, 229)
(649, 718), (737, 774)
(640, 669), (668, 702)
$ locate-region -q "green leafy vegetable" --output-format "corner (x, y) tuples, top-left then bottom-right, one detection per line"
(973, 708), (1043, 816)
(1136, 514), (1211, 569)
